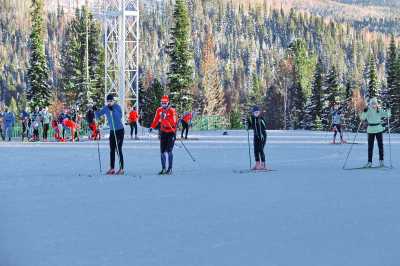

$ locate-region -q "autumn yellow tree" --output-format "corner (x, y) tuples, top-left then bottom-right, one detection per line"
(201, 26), (226, 116)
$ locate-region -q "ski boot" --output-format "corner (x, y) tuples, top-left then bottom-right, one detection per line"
(116, 169), (125, 175)
(364, 162), (372, 168)
(341, 139), (347, 144)
(252, 161), (260, 171)
(258, 162), (267, 170)
(379, 160), (385, 168)
(106, 169), (116, 175)
(166, 168), (173, 175)
(158, 169), (167, 175)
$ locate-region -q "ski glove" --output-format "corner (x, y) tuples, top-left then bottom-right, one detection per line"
(363, 107), (368, 113)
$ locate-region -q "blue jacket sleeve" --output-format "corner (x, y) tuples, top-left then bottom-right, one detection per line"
(95, 106), (107, 119)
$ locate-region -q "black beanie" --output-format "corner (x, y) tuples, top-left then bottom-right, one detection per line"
(106, 94), (114, 101)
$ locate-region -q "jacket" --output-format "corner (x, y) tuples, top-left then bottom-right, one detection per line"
(360, 108), (391, 134)
(151, 107), (177, 133)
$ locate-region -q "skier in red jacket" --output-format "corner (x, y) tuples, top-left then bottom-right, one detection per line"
(128, 106), (139, 140)
(150, 95), (177, 175)
(180, 111), (192, 139)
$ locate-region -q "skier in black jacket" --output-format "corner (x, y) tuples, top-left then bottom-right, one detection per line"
(247, 106), (268, 170)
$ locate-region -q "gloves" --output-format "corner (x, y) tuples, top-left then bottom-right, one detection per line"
(93, 106), (98, 112)
(161, 112), (167, 119)
(363, 107), (368, 112)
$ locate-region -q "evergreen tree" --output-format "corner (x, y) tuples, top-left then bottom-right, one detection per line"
(61, 7), (104, 110)
(26, 0), (51, 109)
(303, 57), (324, 129)
(139, 79), (164, 128)
(367, 53), (379, 99)
(386, 35), (397, 107)
(167, 0), (194, 114)
(322, 65), (340, 128)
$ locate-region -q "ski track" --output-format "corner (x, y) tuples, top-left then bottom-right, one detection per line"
(0, 130), (399, 266)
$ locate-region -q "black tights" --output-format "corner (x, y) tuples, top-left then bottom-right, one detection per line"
(130, 122), (137, 137)
(254, 137), (266, 162)
(181, 121), (189, 139)
(368, 132), (384, 163)
(110, 129), (124, 169)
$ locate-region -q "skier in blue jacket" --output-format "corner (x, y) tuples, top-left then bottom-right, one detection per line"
(95, 94), (125, 175)
(3, 108), (15, 141)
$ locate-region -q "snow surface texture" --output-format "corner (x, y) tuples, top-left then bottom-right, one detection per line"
(1, 130), (399, 266)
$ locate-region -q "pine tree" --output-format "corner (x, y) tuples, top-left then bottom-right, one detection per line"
(61, 7), (104, 110)
(303, 57), (324, 129)
(167, 0), (194, 114)
(322, 65), (340, 128)
(27, 0), (51, 110)
(386, 35), (397, 108)
(139, 79), (165, 128)
(201, 27), (226, 116)
(367, 53), (379, 99)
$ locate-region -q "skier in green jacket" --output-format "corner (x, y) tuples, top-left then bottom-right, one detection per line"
(360, 97), (391, 168)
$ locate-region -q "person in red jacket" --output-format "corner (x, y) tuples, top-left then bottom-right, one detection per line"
(150, 95), (177, 175)
(180, 111), (192, 139)
(128, 106), (139, 140)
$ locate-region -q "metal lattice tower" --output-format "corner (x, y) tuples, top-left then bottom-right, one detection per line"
(103, 0), (140, 118)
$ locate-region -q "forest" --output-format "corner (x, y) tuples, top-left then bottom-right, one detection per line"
(1, 0), (400, 131)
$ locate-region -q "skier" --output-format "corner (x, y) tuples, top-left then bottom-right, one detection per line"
(40, 107), (51, 141)
(3, 108), (15, 141)
(360, 97), (391, 168)
(86, 106), (99, 140)
(247, 106), (268, 170)
(149, 95), (177, 175)
(0, 110), (5, 141)
(51, 118), (64, 142)
(128, 106), (139, 140)
(180, 111), (192, 140)
(31, 107), (41, 142)
(95, 94), (125, 175)
(20, 107), (30, 141)
(332, 105), (346, 144)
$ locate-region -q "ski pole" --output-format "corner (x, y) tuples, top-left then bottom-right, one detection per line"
(247, 129), (252, 170)
(342, 120), (363, 170)
(178, 137), (196, 162)
(97, 123), (102, 174)
(387, 112), (393, 169)
(110, 110), (123, 170)
(165, 119), (196, 163)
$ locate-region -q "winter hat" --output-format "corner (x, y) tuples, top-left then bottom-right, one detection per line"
(106, 94), (114, 101)
(252, 106), (260, 113)
(369, 97), (378, 105)
(161, 95), (170, 103)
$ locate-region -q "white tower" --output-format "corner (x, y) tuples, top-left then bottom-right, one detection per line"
(103, 0), (140, 118)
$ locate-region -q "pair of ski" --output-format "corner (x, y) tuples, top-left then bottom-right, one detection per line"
(343, 165), (393, 171)
(234, 168), (275, 174)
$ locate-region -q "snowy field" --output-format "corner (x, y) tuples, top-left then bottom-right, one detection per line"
(1, 130), (399, 266)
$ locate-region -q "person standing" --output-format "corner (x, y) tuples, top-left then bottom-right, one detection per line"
(150, 95), (177, 175)
(360, 97), (391, 168)
(332, 105), (346, 144)
(41, 107), (51, 141)
(128, 106), (139, 140)
(0, 110), (5, 141)
(3, 108), (15, 141)
(95, 94), (125, 175)
(247, 106), (268, 170)
(20, 107), (30, 141)
(180, 111), (192, 140)
(31, 107), (41, 142)
(86, 106), (99, 140)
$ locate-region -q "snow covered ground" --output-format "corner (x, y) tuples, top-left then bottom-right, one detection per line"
(1, 130), (399, 266)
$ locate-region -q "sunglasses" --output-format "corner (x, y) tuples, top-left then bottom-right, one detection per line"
(161, 102), (169, 106)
